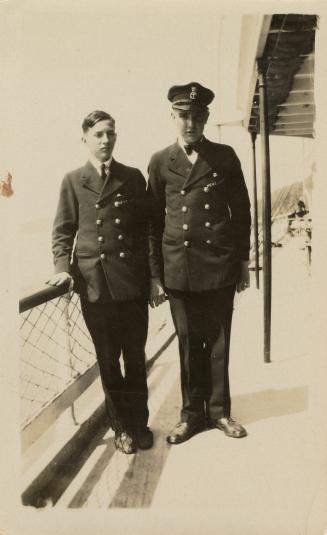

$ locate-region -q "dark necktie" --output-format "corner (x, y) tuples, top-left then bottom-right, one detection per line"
(101, 163), (108, 181)
(184, 140), (202, 155)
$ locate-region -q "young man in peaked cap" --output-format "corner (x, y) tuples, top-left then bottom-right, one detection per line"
(48, 110), (153, 454)
(148, 82), (251, 444)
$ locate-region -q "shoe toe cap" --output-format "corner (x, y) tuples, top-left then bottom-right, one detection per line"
(167, 434), (182, 444)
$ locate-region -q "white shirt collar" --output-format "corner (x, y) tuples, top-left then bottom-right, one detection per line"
(89, 154), (113, 176)
(178, 136), (203, 164)
(178, 137), (188, 153)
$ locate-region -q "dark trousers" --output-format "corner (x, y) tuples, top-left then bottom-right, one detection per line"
(168, 285), (235, 424)
(80, 298), (149, 433)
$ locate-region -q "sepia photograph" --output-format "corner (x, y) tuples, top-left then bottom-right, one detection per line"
(1, 1), (327, 534)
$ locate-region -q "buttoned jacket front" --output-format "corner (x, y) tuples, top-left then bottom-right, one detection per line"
(52, 159), (149, 302)
(148, 138), (251, 291)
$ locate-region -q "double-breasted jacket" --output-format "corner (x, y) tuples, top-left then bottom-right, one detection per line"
(52, 159), (149, 302)
(147, 138), (251, 292)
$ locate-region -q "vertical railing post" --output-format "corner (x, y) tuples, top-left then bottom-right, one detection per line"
(251, 131), (260, 289)
(257, 59), (272, 363)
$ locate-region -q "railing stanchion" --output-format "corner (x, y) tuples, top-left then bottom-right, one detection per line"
(258, 58), (272, 363)
(251, 131), (260, 289)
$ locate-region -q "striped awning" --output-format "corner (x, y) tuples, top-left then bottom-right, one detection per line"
(243, 14), (317, 138)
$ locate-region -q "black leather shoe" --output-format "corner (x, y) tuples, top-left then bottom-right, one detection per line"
(167, 421), (204, 445)
(209, 417), (247, 438)
(135, 427), (154, 449)
(114, 431), (137, 454)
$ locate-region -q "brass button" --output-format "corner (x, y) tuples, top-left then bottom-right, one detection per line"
(96, 219), (102, 226)
(203, 186), (209, 193)
(118, 234), (124, 241)
(205, 221), (211, 228)
(206, 239), (212, 245)
(95, 203), (100, 209)
(184, 240), (190, 247)
(182, 224), (189, 231)
(100, 253), (106, 260)
(119, 252), (126, 258)
(98, 236), (104, 242)
(212, 172), (218, 177)
(114, 201), (121, 208)
(115, 218), (121, 225)
(204, 204), (210, 210)
(181, 206), (188, 213)
(180, 189), (186, 196)
(116, 193), (122, 197)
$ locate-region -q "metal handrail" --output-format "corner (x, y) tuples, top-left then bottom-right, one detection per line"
(19, 276), (175, 435)
(19, 280), (71, 313)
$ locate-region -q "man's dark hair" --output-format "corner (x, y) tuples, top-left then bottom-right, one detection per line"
(82, 110), (115, 132)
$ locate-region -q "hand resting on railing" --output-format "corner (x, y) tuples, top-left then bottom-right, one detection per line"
(47, 272), (74, 290)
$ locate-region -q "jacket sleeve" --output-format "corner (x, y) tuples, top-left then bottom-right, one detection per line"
(52, 174), (78, 274)
(132, 169), (150, 251)
(226, 148), (252, 261)
(147, 155), (166, 281)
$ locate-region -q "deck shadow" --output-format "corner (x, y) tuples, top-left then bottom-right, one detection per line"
(22, 408), (112, 507)
(108, 378), (180, 508)
(66, 373), (180, 509)
(66, 360), (181, 508)
(232, 385), (309, 424)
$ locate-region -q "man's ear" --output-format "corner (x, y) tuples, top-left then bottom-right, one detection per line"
(204, 110), (210, 124)
(81, 135), (86, 144)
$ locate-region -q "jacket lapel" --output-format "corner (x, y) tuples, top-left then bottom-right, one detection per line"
(182, 138), (219, 189)
(182, 153), (213, 189)
(99, 159), (125, 202)
(81, 159), (126, 201)
(168, 142), (193, 178)
(81, 161), (104, 195)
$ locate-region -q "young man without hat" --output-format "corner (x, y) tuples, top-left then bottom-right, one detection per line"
(48, 110), (153, 454)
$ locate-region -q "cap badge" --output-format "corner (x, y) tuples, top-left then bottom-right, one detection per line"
(190, 86), (198, 100)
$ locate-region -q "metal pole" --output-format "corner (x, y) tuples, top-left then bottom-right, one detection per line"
(251, 131), (260, 289)
(257, 59), (272, 363)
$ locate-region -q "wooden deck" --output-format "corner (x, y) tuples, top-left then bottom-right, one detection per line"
(24, 235), (327, 534)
